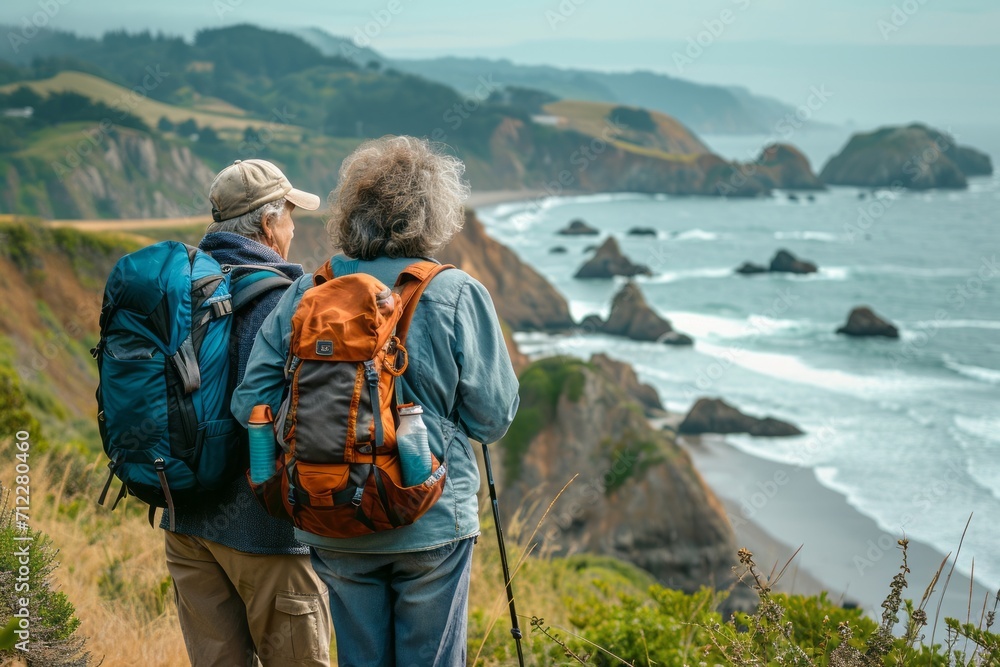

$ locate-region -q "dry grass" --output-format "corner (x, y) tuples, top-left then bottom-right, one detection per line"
(3, 452), (186, 666)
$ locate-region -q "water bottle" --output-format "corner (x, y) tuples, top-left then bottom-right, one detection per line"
(248, 404), (277, 485)
(397, 405), (432, 486)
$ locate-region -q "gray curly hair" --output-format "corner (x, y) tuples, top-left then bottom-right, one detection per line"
(206, 197), (289, 243)
(327, 136), (470, 260)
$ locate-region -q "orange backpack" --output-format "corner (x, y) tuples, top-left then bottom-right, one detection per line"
(251, 260), (452, 538)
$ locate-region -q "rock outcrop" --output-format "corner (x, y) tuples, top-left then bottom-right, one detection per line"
(836, 306), (899, 339)
(734, 261), (768, 275)
(951, 146), (994, 177)
(753, 144), (825, 191)
(584, 282), (693, 345)
(439, 210), (576, 332)
(735, 250), (818, 275)
(627, 227), (658, 237)
(498, 356), (745, 598)
(557, 219), (600, 235)
(769, 249), (817, 274)
(574, 237), (652, 279)
(819, 124), (992, 190)
(589, 353), (665, 417)
(679, 398), (803, 437)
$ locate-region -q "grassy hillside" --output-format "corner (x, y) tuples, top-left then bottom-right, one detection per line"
(0, 71), (285, 139)
(543, 99), (709, 159)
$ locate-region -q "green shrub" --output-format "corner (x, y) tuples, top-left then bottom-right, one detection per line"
(502, 357), (589, 480)
(0, 489), (90, 665)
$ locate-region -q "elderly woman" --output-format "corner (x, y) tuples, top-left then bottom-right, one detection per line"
(233, 136), (519, 666)
(165, 159), (332, 666)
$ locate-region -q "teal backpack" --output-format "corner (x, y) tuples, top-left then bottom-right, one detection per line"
(93, 241), (292, 528)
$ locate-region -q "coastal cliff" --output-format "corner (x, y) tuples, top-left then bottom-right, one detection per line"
(438, 210), (576, 332)
(497, 355), (743, 596)
(1, 126), (215, 219)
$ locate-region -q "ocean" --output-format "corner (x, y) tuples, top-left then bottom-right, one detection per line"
(478, 126), (1000, 596)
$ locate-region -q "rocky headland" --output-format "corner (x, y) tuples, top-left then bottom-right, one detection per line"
(497, 355), (750, 602)
(819, 124), (993, 190)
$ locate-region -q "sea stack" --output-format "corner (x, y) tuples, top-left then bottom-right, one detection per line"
(678, 398), (803, 437)
(557, 219), (600, 235)
(820, 124), (992, 190)
(583, 282), (692, 345)
(769, 249), (818, 274)
(574, 237), (652, 279)
(836, 306), (899, 338)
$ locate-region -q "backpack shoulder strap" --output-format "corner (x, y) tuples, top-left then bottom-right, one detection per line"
(229, 268), (294, 312)
(393, 261), (455, 345)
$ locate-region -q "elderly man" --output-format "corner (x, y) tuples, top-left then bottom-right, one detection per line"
(163, 159), (332, 666)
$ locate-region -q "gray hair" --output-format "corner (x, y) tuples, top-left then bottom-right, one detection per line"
(206, 197), (288, 242)
(327, 136), (470, 260)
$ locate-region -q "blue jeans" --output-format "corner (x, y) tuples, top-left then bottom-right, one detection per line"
(309, 538), (474, 667)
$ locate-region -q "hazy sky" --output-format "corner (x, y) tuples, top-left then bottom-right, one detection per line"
(3, 0), (999, 127)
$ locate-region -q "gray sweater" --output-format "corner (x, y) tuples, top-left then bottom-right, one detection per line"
(160, 232), (307, 555)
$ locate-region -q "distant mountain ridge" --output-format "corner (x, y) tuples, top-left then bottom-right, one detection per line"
(293, 29), (809, 136)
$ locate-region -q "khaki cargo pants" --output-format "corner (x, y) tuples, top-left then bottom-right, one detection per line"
(165, 532), (331, 666)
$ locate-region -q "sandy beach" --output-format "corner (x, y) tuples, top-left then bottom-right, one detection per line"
(681, 433), (995, 634)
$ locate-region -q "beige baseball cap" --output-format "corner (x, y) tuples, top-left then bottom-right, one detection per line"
(209, 159), (321, 222)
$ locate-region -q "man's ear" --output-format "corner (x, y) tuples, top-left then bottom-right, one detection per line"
(259, 210), (275, 241)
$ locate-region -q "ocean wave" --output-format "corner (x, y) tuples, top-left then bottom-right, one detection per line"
(672, 228), (720, 241)
(952, 416), (1000, 502)
(943, 356), (1000, 385)
(774, 231), (840, 242)
(664, 311), (812, 340)
(954, 415), (1000, 445)
(693, 341), (949, 398)
(642, 267), (733, 283)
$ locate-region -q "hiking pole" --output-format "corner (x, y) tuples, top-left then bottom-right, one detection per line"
(481, 442), (525, 667)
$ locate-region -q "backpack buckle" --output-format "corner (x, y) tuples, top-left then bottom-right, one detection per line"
(211, 297), (233, 318)
(363, 360), (378, 386)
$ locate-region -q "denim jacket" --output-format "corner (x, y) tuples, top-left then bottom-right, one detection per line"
(231, 255), (520, 553)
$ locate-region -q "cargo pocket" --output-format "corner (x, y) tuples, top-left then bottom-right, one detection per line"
(270, 593), (323, 660)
